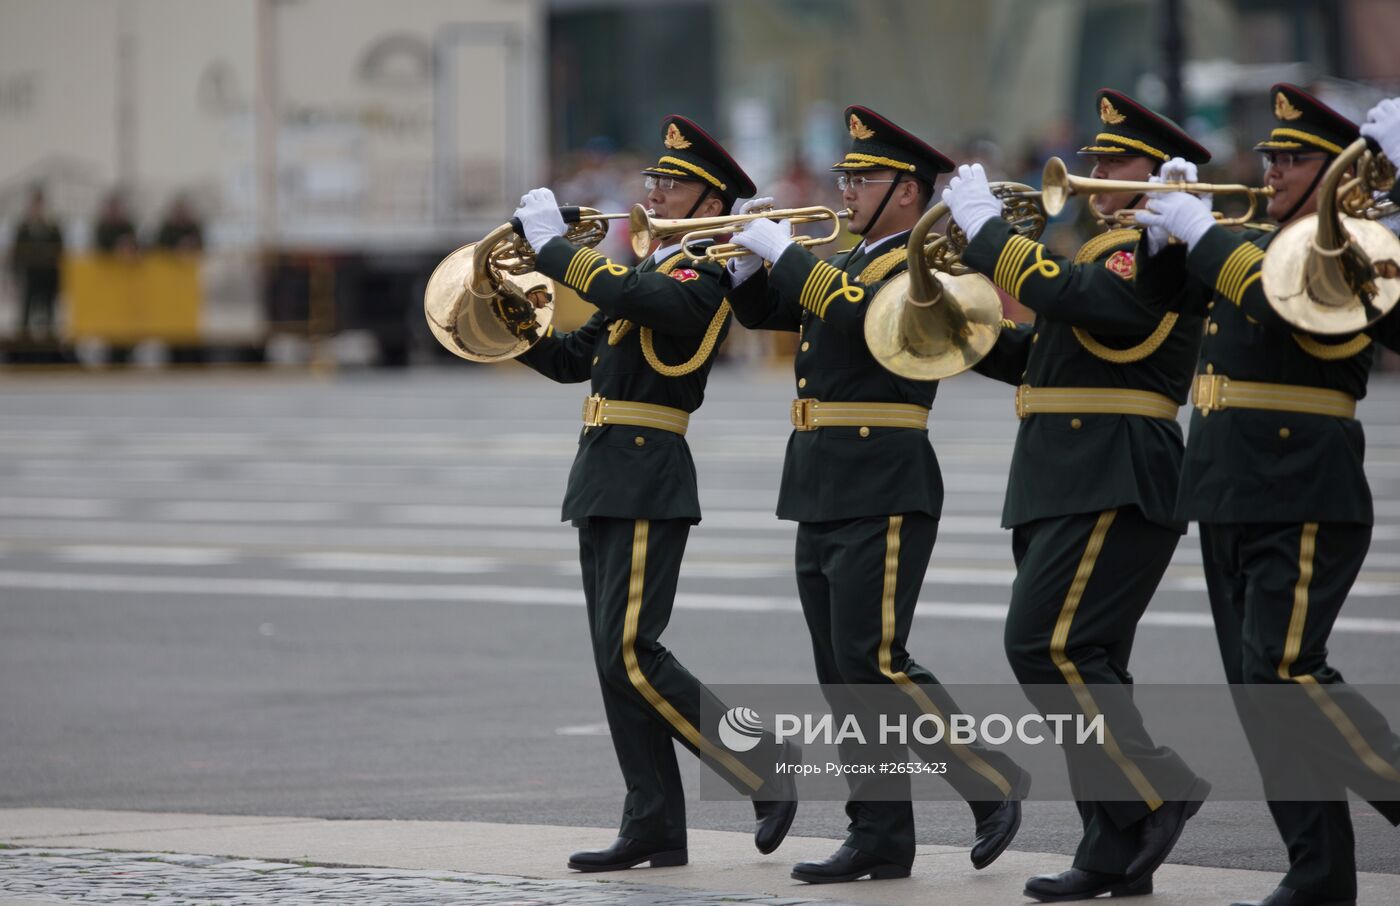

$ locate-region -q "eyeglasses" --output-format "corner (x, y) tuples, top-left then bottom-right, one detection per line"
(836, 175), (898, 191)
(1261, 151), (1329, 171)
(644, 175), (687, 191)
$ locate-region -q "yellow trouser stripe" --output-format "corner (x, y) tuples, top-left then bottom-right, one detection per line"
(622, 520), (764, 791)
(1050, 509), (1165, 810)
(879, 515), (1014, 797)
(1276, 523), (1400, 784)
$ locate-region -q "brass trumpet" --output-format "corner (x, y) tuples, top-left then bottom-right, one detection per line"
(1262, 138), (1400, 334)
(628, 204), (850, 262)
(865, 183), (1047, 381)
(1040, 156), (1275, 227)
(424, 206), (628, 362)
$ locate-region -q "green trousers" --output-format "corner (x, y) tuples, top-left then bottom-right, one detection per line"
(1202, 521), (1400, 900)
(796, 512), (1028, 868)
(579, 517), (776, 847)
(1005, 506), (1202, 875)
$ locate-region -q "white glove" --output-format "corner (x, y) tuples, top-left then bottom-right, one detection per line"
(513, 187), (567, 252)
(727, 196), (776, 282)
(1159, 156), (1209, 201)
(734, 195), (775, 216)
(941, 164), (1003, 242)
(731, 217), (793, 264)
(1135, 192), (1216, 252)
(1361, 97), (1400, 163)
(1143, 173), (1172, 256)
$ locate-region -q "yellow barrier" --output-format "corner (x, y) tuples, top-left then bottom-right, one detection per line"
(63, 253), (201, 343)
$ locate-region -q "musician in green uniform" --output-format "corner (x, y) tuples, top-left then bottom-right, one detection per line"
(1361, 95), (1400, 352)
(1136, 83), (1400, 906)
(726, 105), (1029, 884)
(940, 89), (1213, 902)
(511, 115), (797, 873)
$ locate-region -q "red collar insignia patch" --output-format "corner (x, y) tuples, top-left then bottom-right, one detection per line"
(669, 268), (700, 283)
(1104, 249), (1136, 279)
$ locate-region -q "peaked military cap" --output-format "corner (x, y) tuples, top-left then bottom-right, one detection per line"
(1253, 83), (1360, 156)
(1078, 88), (1211, 164)
(641, 114), (756, 207)
(830, 105), (954, 187)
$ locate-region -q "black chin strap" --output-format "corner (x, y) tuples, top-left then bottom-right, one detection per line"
(1277, 158), (1333, 226)
(856, 173), (904, 237)
(682, 186), (714, 221)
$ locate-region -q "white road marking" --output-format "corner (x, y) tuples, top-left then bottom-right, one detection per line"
(151, 501), (352, 522)
(0, 497), (116, 519)
(54, 546), (241, 566)
(554, 723), (611, 736)
(286, 552), (502, 574)
(3, 570), (1400, 636)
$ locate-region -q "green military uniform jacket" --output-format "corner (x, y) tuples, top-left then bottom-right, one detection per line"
(963, 220), (1202, 531)
(727, 232), (944, 522)
(519, 237), (730, 525)
(1136, 225), (1375, 525)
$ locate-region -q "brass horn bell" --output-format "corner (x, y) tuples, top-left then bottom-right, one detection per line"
(424, 207), (624, 362)
(865, 183), (1046, 381)
(1262, 138), (1400, 335)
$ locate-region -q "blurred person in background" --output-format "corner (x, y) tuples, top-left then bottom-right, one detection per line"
(556, 137), (634, 263)
(94, 191), (139, 256)
(8, 186), (64, 340)
(944, 88), (1215, 903)
(510, 115), (798, 874)
(153, 194), (204, 253)
(727, 105), (1029, 886)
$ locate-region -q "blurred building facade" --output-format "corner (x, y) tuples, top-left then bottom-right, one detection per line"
(1, 0), (1398, 359)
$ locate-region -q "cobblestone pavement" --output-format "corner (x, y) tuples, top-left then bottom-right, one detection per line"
(0, 847), (855, 906)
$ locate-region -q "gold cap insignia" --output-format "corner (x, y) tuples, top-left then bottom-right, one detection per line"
(1099, 97), (1127, 125)
(664, 123), (692, 150)
(1275, 92), (1304, 121)
(849, 114), (875, 140)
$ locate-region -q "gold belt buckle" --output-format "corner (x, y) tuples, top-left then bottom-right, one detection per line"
(582, 393), (606, 427)
(1193, 374), (1227, 413)
(791, 398), (815, 431)
(1014, 384), (1030, 419)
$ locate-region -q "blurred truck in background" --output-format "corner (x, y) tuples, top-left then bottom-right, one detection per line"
(0, 0), (545, 365)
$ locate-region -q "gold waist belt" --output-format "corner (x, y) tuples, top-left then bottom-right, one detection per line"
(1191, 374), (1356, 418)
(582, 394), (690, 435)
(790, 399), (930, 432)
(1015, 385), (1180, 420)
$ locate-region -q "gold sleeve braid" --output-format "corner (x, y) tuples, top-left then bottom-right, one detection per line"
(856, 248), (908, 284)
(1066, 228), (1176, 364)
(606, 252), (730, 377)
